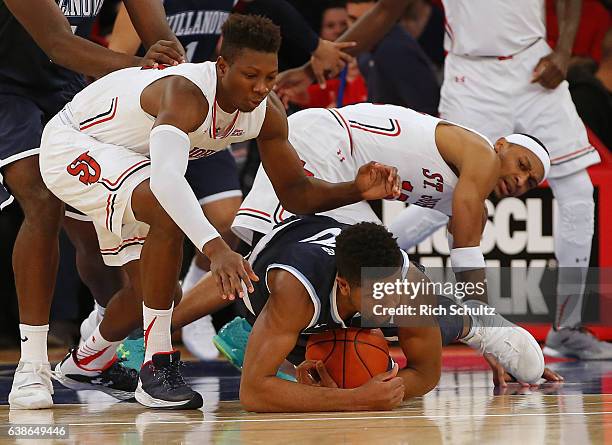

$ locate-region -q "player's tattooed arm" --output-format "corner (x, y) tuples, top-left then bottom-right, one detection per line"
(5, 0), (183, 80)
(257, 93), (401, 214)
(240, 270), (404, 412)
(396, 326), (442, 399)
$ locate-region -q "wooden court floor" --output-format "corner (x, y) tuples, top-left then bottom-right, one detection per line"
(1, 346), (611, 444)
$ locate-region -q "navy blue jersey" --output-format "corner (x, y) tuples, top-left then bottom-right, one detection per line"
(0, 0), (103, 97)
(164, 0), (235, 62)
(243, 216), (410, 335)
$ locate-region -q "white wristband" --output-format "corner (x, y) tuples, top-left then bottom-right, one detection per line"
(450, 247), (485, 273)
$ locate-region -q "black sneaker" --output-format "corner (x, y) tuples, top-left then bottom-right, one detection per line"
(53, 348), (138, 400)
(135, 351), (203, 409)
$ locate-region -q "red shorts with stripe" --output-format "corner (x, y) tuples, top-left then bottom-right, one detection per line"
(40, 114), (150, 266)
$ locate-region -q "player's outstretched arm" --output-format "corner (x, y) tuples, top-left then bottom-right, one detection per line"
(141, 76), (258, 300)
(240, 270), (405, 413)
(256, 94), (401, 214)
(5, 0), (183, 79)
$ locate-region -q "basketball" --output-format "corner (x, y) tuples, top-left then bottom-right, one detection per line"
(305, 328), (393, 389)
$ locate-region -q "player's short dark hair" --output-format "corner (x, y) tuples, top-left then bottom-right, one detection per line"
(220, 14), (281, 62)
(335, 222), (403, 286)
(516, 133), (550, 156)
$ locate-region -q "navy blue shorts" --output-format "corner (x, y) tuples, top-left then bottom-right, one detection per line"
(0, 91), (73, 210)
(186, 149), (242, 204)
(64, 148), (242, 220)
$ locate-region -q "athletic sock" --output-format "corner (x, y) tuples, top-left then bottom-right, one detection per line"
(143, 303), (174, 363)
(75, 325), (121, 374)
(95, 302), (106, 324)
(19, 324), (49, 363)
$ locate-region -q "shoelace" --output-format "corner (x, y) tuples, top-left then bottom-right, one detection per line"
(108, 362), (138, 382)
(158, 360), (186, 390)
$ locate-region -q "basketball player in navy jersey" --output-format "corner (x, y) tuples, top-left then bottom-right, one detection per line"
(1, 0), (187, 410)
(41, 15), (400, 409)
(167, 216), (561, 412)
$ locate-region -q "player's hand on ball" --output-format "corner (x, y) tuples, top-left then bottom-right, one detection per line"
(296, 360), (338, 388)
(141, 40), (186, 67)
(355, 162), (401, 201)
(354, 363), (405, 410)
(204, 238), (259, 300)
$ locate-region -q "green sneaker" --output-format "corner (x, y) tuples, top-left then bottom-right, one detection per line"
(213, 317), (296, 382)
(116, 333), (145, 371)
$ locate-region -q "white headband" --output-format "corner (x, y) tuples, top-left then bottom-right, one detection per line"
(504, 133), (550, 183)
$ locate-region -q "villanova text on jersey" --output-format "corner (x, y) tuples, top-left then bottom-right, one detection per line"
(57, 0), (104, 18)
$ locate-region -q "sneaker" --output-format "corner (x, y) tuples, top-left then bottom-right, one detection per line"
(544, 327), (612, 360)
(116, 336), (146, 370)
(213, 317), (296, 382)
(212, 317), (251, 370)
(135, 351), (203, 409)
(182, 315), (218, 360)
(9, 362), (54, 410)
(461, 300), (545, 384)
(53, 349), (138, 400)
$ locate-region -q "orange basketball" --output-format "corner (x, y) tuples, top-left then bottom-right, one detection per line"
(305, 328), (392, 389)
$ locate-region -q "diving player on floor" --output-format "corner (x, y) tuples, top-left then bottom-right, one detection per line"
(169, 216), (562, 412)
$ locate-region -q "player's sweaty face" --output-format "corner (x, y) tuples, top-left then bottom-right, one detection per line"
(225, 49), (278, 112)
(494, 145), (545, 198)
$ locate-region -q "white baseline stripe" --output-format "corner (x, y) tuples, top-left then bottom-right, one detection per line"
(63, 410), (612, 427)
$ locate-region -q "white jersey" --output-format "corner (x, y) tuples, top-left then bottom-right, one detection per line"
(61, 61), (267, 159)
(232, 104), (490, 244)
(442, 0), (546, 57)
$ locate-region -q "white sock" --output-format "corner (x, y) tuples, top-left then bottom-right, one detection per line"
(181, 257), (207, 293)
(548, 171), (594, 329)
(95, 302), (106, 324)
(75, 325), (121, 373)
(143, 303), (174, 363)
(19, 324), (49, 363)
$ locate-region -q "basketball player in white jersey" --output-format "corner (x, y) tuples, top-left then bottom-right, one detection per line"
(38, 15), (400, 409)
(276, 0), (610, 360)
(233, 103), (549, 299)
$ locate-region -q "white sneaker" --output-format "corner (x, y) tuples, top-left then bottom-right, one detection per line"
(9, 361), (54, 410)
(182, 315), (218, 360)
(544, 327), (612, 360)
(79, 308), (100, 346)
(461, 300), (545, 384)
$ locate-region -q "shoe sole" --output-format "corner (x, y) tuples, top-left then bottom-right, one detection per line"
(9, 392), (53, 410)
(514, 326), (545, 383)
(53, 363), (135, 401)
(212, 336), (243, 370)
(135, 382), (203, 410)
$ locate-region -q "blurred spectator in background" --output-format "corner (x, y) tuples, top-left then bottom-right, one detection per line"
(291, 1), (368, 109)
(569, 28), (612, 150)
(350, 0), (440, 114)
(401, 0), (445, 73)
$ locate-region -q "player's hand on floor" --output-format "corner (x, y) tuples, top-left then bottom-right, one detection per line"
(485, 353), (564, 387)
(355, 162), (401, 201)
(296, 360), (338, 388)
(354, 363), (405, 410)
(141, 40), (186, 68)
(204, 238), (259, 300)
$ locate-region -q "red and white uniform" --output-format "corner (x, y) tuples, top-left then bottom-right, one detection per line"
(232, 103), (488, 245)
(440, 0), (599, 178)
(39, 62), (266, 266)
